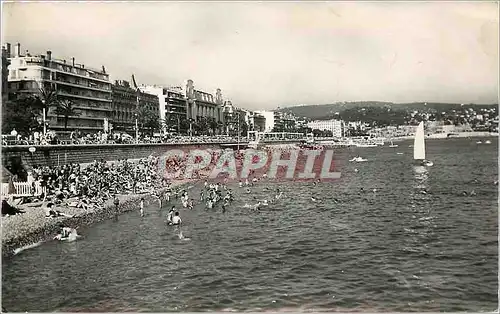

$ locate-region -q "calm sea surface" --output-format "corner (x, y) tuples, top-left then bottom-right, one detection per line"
(2, 138), (498, 312)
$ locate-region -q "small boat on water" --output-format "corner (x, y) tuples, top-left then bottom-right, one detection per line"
(389, 139), (398, 148)
(485, 140), (492, 144)
(414, 121), (433, 167)
(476, 141), (483, 144)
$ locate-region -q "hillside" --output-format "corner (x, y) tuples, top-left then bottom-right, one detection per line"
(278, 102), (498, 120)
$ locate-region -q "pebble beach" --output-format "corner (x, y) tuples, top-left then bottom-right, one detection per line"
(1, 178), (196, 257)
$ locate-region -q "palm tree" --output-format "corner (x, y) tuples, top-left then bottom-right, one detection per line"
(32, 86), (59, 120)
(54, 100), (81, 131)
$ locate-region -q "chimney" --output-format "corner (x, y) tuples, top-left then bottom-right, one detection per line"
(72, 57), (75, 66)
(6, 43), (11, 57)
(102, 65), (106, 74)
(14, 43), (20, 57)
(46, 51), (52, 60)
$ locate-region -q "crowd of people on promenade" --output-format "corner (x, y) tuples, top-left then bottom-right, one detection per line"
(3, 130), (241, 146)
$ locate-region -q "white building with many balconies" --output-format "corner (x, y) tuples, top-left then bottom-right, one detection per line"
(7, 43), (112, 133)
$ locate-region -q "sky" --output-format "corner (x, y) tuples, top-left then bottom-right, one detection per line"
(2, 1), (499, 110)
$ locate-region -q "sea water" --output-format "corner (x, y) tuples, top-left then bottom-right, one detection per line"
(2, 138), (498, 312)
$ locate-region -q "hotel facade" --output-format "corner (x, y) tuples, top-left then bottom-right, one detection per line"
(7, 43), (112, 133)
(112, 80), (160, 133)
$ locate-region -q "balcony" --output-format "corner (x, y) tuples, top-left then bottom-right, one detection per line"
(74, 105), (112, 112)
(49, 79), (111, 93)
(167, 93), (185, 101)
(58, 90), (112, 102)
(43, 64), (109, 83)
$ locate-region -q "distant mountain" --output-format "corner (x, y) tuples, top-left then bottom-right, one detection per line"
(277, 101), (498, 120)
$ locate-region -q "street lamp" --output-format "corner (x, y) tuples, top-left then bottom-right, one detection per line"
(135, 113), (138, 143)
(189, 118), (194, 138)
(237, 112), (240, 151)
(42, 107), (47, 136)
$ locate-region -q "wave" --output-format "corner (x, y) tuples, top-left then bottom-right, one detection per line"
(13, 241), (44, 255)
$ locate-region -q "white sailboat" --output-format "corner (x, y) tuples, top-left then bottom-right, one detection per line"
(389, 139), (398, 148)
(414, 121), (433, 167)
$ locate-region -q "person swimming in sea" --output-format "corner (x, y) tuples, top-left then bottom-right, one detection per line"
(54, 223), (74, 240)
(275, 189), (283, 200)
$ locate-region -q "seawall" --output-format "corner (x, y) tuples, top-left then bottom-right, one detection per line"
(2, 142), (247, 170)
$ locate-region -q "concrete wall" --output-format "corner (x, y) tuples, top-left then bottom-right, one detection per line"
(1, 140), (305, 176)
(1, 143), (244, 171)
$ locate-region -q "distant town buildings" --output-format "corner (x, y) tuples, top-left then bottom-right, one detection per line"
(307, 119), (345, 138)
(246, 111), (266, 132)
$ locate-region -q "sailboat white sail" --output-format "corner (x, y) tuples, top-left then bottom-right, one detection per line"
(414, 122), (433, 166)
(414, 122), (426, 160)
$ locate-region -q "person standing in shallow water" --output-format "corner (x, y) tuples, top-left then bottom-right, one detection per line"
(140, 197), (145, 217)
(113, 195), (120, 219)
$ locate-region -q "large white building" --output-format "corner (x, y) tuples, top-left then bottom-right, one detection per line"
(255, 110), (275, 132)
(6, 43), (112, 133)
(307, 119), (345, 137)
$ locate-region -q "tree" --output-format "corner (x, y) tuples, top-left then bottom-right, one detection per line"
(196, 117), (209, 136)
(2, 96), (42, 136)
(136, 106), (160, 136)
(31, 86), (59, 119)
(54, 100), (81, 131)
(209, 119), (218, 135)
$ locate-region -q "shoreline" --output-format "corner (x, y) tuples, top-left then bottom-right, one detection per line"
(392, 132), (498, 142)
(1, 178), (197, 258)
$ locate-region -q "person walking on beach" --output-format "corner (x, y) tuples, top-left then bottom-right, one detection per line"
(113, 195), (120, 219)
(140, 197), (145, 217)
